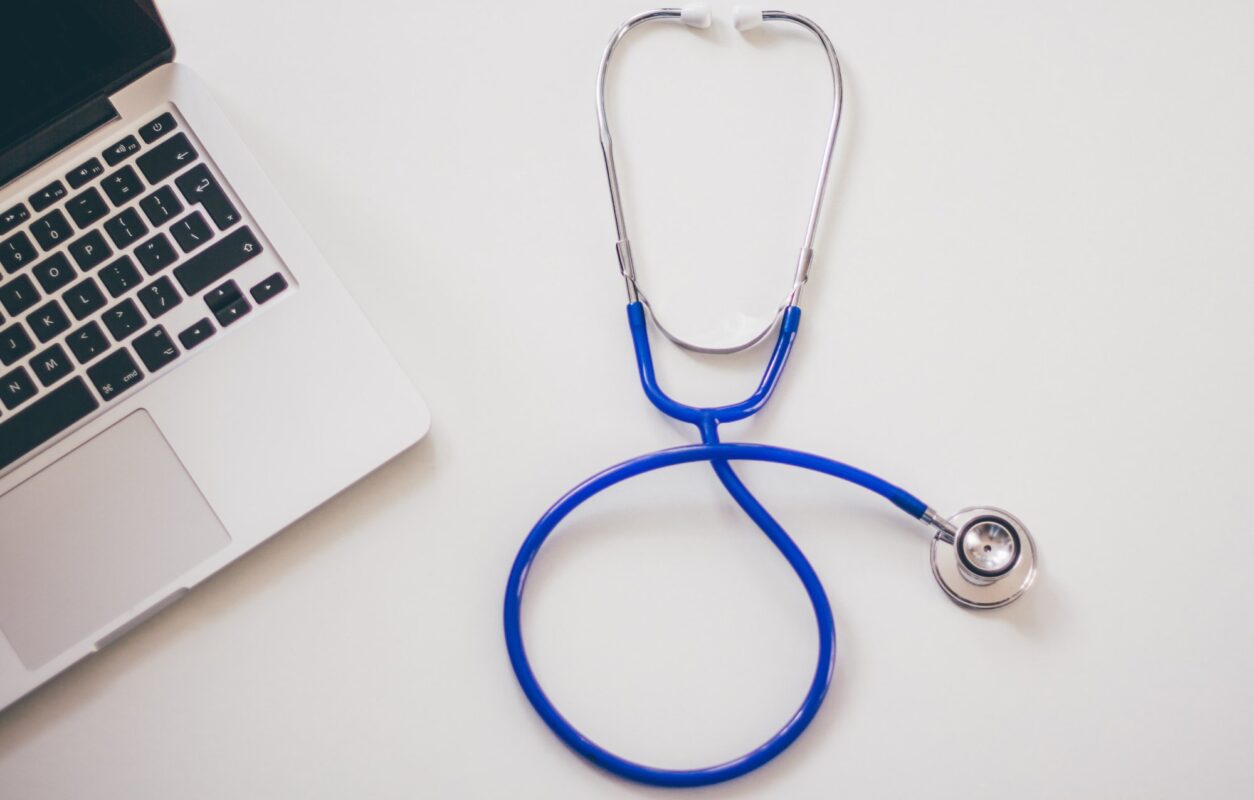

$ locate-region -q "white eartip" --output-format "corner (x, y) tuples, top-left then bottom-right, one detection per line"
(680, 4), (712, 29)
(732, 5), (764, 31)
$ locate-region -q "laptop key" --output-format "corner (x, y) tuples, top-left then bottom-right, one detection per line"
(137, 133), (197, 185)
(135, 233), (177, 275)
(174, 227), (262, 295)
(171, 211), (212, 253)
(103, 299), (145, 341)
(67, 321), (109, 364)
(133, 326), (180, 372)
(103, 208), (149, 249)
(250, 273), (288, 305)
(175, 165), (240, 230)
(0, 367), (37, 410)
(215, 297), (251, 327)
(27, 300), (71, 343)
(87, 348), (144, 402)
(0, 377), (99, 471)
(1, 232), (37, 273)
(178, 318), (215, 350)
(67, 157), (105, 189)
(68, 230), (113, 270)
(30, 209), (73, 251)
(29, 181), (67, 213)
(67, 187), (109, 228)
(205, 280), (250, 326)
(139, 112), (178, 144)
(0, 275), (38, 316)
(30, 344), (74, 388)
(100, 256), (143, 297)
(102, 165), (145, 207)
(139, 186), (184, 227)
(137, 276), (182, 318)
(64, 278), (106, 320)
(0, 323), (34, 366)
(0, 204), (29, 236)
(204, 280), (241, 312)
(103, 135), (141, 166)
(32, 253), (76, 294)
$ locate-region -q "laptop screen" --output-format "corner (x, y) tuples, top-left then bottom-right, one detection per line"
(0, 0), (172, 159)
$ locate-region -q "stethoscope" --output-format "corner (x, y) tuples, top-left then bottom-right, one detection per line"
(503, 6), (1038, 788)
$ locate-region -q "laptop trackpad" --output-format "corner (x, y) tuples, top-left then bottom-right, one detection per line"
(0, 411), (229, 669)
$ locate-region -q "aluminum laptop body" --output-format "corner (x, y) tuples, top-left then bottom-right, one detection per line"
(0, 2), (429, 711)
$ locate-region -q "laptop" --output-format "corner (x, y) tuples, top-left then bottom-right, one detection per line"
(0, 1), (429, 711)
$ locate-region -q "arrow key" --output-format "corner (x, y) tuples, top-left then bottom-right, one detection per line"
(202, 279), (251, 328)
(249, 272), (288, 305)
(177, 318), (215, 350)
(215, 296), (251, 328)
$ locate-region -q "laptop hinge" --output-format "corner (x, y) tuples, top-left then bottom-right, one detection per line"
(0, 95), (119, 191)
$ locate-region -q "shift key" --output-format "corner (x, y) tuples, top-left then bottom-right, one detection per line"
(173, 227), (263, 296)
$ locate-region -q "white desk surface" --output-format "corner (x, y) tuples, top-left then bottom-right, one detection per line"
(3, 1), (1253, 797)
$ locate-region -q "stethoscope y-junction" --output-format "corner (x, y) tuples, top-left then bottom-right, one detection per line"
(503, 5), (1038, 788)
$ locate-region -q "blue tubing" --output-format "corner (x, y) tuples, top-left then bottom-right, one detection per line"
(502, 303), (929, 788)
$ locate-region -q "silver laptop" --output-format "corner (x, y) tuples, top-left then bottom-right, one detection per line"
(0, 2), (429, 710)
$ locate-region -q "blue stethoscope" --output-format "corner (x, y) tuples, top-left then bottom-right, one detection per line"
(504, 5), (1039, 789)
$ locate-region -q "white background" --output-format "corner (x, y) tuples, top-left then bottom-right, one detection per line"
(3, 0), (1253, 797)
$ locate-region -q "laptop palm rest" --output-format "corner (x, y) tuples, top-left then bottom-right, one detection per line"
(0, 410), (229, 670)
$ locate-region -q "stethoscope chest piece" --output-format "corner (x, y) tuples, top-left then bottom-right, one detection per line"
(930, 507), (1037, 609)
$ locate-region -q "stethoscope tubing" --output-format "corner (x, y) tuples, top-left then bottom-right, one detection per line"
(504, 435), (929, 787)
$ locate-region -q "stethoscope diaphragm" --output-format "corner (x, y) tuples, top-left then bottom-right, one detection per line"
(930, 507), (1037, 609)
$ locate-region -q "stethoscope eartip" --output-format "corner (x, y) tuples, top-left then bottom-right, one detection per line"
(679, 4), (712, 29)
(731, 6), (766, 32)
(677, 5), (765, 31)
(930, 507), (1037, 609)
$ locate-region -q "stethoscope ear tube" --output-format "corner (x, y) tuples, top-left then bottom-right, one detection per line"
(596, 7), (843, 353)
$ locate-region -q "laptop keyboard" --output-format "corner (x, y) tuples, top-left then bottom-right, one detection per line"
(0, 109), (291, 474)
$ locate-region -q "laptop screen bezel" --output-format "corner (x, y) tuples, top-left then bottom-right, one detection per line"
(0, 0), (175, 188)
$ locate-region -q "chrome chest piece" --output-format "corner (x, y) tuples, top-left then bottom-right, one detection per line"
(928, 506), (1038, 608)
